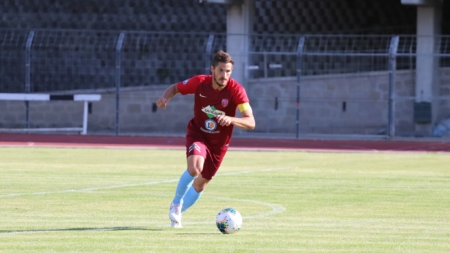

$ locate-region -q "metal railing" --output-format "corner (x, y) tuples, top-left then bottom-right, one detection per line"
(1, 29), (450, 138)
(2, 29), (449, 91)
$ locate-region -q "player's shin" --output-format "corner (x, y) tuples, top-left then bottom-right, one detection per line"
(172, 169), (196, 205)
(181, 186), (203, 212)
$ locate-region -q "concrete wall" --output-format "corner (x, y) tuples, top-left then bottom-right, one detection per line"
(1, 69), (450, 136)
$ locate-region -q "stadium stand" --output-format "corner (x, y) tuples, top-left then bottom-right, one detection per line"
(1, 0), (449, 93)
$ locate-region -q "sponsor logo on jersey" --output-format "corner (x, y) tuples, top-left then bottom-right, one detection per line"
(221, 98), (229, 107)
(200, 127), (220, 134)
(204, 119), (217, 131)
(182, 79), (189, 85)
(201, 105), (225, 119)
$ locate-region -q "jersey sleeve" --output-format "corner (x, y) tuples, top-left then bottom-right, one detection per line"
(176, 75), (205, 95)
(233, 84), (250, 105)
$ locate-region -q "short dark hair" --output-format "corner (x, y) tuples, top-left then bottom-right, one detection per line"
(212, 50), (234, 67)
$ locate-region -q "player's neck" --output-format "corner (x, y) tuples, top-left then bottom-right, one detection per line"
(212, 82), (225, 91)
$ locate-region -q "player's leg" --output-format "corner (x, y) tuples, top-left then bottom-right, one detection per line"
(181, 174), (209, 212)
(182, 147), (227, 213)
(172, 155), (204, 206)
(169, 142), (207, 227)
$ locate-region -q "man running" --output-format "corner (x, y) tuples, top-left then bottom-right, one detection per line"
(156, 50), (256, 228)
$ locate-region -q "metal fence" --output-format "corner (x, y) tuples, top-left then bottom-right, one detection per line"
(0, 29), (226, 93)
(1, 29), (450, 138)
(0, 30), (418, 92)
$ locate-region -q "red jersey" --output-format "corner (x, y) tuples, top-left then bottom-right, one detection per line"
(176, 75), (249, 149)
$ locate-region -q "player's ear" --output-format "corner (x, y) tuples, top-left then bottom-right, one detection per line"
(210, 65), (214, 73)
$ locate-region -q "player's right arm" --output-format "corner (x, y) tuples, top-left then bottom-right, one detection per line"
(156, 84), (179, 109)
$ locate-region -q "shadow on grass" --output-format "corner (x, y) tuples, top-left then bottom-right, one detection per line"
(0, 226), (162, 234)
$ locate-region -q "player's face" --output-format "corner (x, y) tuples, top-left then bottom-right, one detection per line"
(211, 62), (233, 90)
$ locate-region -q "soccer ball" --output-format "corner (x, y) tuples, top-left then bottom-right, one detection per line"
(215, 208), (242, 234)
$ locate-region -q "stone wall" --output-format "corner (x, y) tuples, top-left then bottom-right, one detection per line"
(1, 69), (449, 136)
(250, 72), (398, 135)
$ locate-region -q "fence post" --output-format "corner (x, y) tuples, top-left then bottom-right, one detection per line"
(25, 31), (35, 130)
(205, 34), (214, 73)
(115, 32), (125, 136)
(296, 36), (305, 139)
(263, 53), (268, 78)
(388, 35), (399, 138)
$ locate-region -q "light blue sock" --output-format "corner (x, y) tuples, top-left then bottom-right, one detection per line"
(181, 187), (203, 213)
(172, 170), (195, 205)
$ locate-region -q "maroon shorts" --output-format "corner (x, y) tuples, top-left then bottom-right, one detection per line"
(185, 136), (228, 180)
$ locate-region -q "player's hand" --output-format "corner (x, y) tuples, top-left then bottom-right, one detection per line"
(156, 97), (168, 109)
(216, 115), (231, 126)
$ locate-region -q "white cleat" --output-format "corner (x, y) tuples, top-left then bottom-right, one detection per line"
(171, 220), (182, 228)
(169, 203), (182, 228)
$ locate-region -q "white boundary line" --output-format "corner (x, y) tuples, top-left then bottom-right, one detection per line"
(0, 168), (292, 198)
(0, 179), (178, 198)
(0, 167), (291, 234)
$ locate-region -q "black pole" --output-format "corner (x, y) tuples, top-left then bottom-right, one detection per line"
(25, 31), (35, 131)
(296, 37), (305, 139)
(115, 32), (125, 136)
(296, 85), (300, 139)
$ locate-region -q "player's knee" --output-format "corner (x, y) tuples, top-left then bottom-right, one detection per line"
(191, 174), (210, 192)
(187, 166), (202, 177)
(187, 155), (204, 177)
(193, 180), (208, 192)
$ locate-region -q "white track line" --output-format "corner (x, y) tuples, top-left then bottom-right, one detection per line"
(0, 167), (293, 198)
(148, 193), (286, 222)
(206, 197), (286, 220)
(0, 179), (179, 198)
(0, 167), (291, 234)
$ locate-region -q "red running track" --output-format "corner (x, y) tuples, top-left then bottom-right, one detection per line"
(1, 133), (450, 153)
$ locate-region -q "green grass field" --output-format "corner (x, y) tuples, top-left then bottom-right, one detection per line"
(0, 147), (449, 252)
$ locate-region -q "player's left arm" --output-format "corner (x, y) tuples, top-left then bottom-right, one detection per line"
(216, 102), (256, 130)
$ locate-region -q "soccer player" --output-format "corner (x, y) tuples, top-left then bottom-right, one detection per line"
(155, 50), (256, 228)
